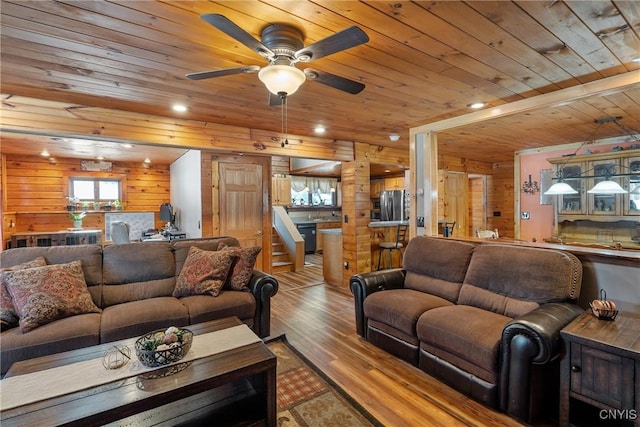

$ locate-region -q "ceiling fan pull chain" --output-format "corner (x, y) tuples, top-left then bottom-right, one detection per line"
(280, 94), (287, 147)
(285, 95), (289, 146)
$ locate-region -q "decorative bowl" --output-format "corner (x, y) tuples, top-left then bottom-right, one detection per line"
(135, 327), (193, 367)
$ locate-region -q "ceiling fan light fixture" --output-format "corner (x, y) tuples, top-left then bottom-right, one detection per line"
(258, 65), (306, 96)
(587, 180), (628, 194)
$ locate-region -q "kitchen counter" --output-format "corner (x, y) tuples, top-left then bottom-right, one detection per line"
(292, 218), (341, 225)
(368, 221), (408, 228)
(320, 228), (343, 286)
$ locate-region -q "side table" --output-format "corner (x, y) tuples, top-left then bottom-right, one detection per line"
(560, 311), (640, 427)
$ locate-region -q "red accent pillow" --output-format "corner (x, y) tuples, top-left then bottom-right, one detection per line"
(0, 257), (48, 331)
(173, 246), (237, 297)
(219, 244), (262, 291)
(3, 260), (101, 333)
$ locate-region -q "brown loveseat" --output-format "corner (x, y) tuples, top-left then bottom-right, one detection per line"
(350, 236), (584, 423)
(0, 236), (278, 375)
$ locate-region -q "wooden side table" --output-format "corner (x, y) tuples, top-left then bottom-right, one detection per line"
(560, 311), (640, 427)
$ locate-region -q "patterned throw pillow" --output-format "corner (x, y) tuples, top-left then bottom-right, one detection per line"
(173, 246), (237, 298)
(219, 244), (262, 291)
(3, 260), (101, 333)
(0, 256), (48, 331)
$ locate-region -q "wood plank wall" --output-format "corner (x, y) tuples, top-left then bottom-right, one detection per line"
(486, 161), (515, 238)
(271, 156), (290, 177)
(1, 153), (170, 240)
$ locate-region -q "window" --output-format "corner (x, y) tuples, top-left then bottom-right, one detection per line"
(70, 177), (121, 202)
(291, 177), (337, 206)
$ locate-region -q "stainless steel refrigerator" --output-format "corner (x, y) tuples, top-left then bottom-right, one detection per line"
(379, 190), (408, 221)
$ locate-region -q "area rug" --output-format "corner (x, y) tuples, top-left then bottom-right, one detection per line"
(266, 335), (383, 427)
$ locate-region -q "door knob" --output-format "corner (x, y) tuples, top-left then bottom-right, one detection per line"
(571, 365), (581, 373)
(255, 230), (263, 236)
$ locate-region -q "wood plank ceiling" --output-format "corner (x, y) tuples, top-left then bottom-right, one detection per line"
(1, 1), (639, 166)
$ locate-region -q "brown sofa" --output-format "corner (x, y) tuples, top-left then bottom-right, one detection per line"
(350, 236), (584, 423)
(0, 236), (278, 375)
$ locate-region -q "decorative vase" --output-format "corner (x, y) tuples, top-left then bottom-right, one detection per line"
(73, 220), (83, 229)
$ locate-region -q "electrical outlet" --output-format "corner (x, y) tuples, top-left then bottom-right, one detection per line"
(343, 261), (349, 270)
(521, 212), (530, 220)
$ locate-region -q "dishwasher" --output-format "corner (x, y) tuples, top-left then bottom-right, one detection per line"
(297, 223), (316, 254)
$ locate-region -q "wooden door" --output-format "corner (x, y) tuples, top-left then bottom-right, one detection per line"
(444, 171), (468, 237)
(468, 175), (487, 236)
(219, 162), (265, 270)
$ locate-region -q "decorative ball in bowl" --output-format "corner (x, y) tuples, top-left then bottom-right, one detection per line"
(135, 326), (193, 367)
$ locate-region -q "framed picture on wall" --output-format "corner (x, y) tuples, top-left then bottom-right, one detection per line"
(540, 169), (553, 205)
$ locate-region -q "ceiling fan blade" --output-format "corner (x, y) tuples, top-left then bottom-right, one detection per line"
(304, 69), (365, 94)
(295, 26), (368, 62)
(201, 14), (274, 59)
(268, 92), (285, 107)
(186, 66), (260, 80)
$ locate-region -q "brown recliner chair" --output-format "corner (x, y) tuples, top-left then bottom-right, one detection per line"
(351, 237), (583, 423)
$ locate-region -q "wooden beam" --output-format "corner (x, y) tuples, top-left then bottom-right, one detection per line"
(411, 71), (640, 133)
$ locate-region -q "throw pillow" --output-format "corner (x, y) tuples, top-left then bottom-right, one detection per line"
(0, 257), (48, 331)
(173, 246), (237, 298)
(3, 260), (101, 333)
(219, 244), (262, 291)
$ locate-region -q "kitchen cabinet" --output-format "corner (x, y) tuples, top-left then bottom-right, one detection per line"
(272, 176), (291, 206)
(370, 179), (385, 198)
(560, 312), (640, 427)
(588, 158), (623, 216)
(384, 176), (405, 190)
(624, 156), (640, 216)
(11, 230), (102, 248)
(546, 149), (640, 247)
(547, 149), (640, 222)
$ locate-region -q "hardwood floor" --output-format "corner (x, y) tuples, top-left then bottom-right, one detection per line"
(268, 254), (527, 427)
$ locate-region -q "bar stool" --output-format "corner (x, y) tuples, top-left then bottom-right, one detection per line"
(377, 224), (409, 270)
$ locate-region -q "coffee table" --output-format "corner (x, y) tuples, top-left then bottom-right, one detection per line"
(1, 317), (276, 427)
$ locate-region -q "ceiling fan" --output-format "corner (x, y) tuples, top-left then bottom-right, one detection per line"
(186, 14), (369, 105)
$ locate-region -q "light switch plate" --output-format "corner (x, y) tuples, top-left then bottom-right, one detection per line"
(521, 212), (530, 220)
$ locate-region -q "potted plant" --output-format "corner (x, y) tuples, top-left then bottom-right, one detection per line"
(113, 199), (123, 210)
(93, 201), (101, 210)
(81, 201), (90, 211)
(68, 211), (86, 229)
(66, 196), (79, 211)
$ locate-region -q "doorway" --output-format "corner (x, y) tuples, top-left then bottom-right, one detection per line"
(212, 155), (271, 271)
(468, 174), (488, 236)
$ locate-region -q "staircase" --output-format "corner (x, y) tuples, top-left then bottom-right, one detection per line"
(271, 228), (294, 273)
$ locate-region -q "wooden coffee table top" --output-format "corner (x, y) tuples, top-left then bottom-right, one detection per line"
(1, 317), (276, 427)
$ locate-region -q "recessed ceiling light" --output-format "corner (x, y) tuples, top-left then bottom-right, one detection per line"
(122, 143), (133, 148)
(389, 134), (400, 142)
(632, 56), (640, 63)
(468, 102), (486, 109)
(40, 150), (50, 157)
(96, 155), (104, 160)
(314, 125), (326, 134)
(385, 169), (391, 173)
(172, 104), (188, 113)
(144, 158), (151, 163)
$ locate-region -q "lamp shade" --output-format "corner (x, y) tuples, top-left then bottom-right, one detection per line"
(544, 182), (578, 195)
(258, 65), (306, 96)
(587, 180), (628, 194)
